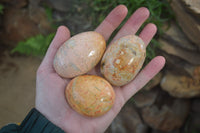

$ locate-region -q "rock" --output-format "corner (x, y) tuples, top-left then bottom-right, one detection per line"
(181, 0), (200, 17)
(192, 98), (200, 113)
(28, 0), (41, 7)
(42, 0), (72, 12)
(0, 6), (53, 47)
(110, 104), (148, 133)
(162, 23), (198, 51)
(53, 11), (92, 34)
(152, 129), (180, 133)
(142, 93), (190, 131)
(186, 112), (200, 133)
(104, 127), (111, 133)
(133, 89), (158, 108)
(110, 117), (126, 133)
(161, 52), (195, 77)
(0, 0), (28, 8)
(50, 1), (92, 34)
(28, 7), (53, 34)
(170, 0), (200, 49)
(159, 37), (200, 65)
(0, 8), (38, 46)
(187, 99), (200, 132)
(184, 98), (200, 132)
(161, 68), (200, 98)
(143, 72), (162, 90)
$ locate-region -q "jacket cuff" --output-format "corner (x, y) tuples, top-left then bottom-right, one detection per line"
(19, 108), (65, 133)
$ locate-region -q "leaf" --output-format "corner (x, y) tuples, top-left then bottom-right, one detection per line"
(11, 33), (55, 56)
(0, 4), (4, 14)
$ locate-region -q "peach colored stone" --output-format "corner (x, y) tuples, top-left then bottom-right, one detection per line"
(65, 75), (115, 117)
(101, 35), (146, 86)
(53, 31), (106, 78)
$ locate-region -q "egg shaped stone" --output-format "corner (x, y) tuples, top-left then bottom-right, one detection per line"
(65, 75), (115, 117)
(53, 31), (106, 78)
(101, 35), (146, 86)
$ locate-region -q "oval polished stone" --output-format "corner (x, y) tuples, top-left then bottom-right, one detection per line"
(53, 31), (106, 78)
(65, 75), (115, 117)
(101, 35), (146, 86)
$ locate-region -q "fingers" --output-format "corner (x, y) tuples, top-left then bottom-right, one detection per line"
(122, 56), (166, 102)
(112, 7), (149, 42)
(139, 23), (157, 47)
(40, 26), (70, 70)
(95, 5), (128, 41)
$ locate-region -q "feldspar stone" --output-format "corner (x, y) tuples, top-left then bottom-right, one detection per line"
(101, 35), (146, 86)
(54, 31), (106, 78)
(65, 75), (115, 117)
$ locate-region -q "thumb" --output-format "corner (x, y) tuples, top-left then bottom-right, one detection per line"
(40, 26), (71, 71)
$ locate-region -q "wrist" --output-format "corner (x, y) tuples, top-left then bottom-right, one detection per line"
(19, 108), (65, 133)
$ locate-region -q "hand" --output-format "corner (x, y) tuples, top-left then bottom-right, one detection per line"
(36, 5), (165, 133)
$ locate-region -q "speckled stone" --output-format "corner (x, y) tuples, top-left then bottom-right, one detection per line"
(101, 35), (146, 86)
(65, 75), (115, 117)
(53, 31), (106, 78)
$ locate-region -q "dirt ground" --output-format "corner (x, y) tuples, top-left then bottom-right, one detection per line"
(0, 51), (41, 126)
(0, 0), (92, 127)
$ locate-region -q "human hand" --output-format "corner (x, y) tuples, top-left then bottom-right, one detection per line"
(35, 5), (165, 133)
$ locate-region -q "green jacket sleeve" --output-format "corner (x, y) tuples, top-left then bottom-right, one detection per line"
(0, 108), (65, 133)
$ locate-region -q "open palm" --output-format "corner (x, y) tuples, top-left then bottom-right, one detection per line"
(35, 5), (165, 133)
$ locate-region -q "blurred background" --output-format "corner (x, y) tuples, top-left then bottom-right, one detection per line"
(0, 0), (200, 133)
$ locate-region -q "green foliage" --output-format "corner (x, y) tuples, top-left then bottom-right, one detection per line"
(85, 0), (174, 64)
(44, 5), (53, 21)
(11, 33), (55, 56)
(11, 4), (55, 57)
(192, 131), (200, 133)
(0, 4), (4, 14)
(12, 0), (173, 58)
(87, 0), (173, 33)
(145, 38), (160, 65)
